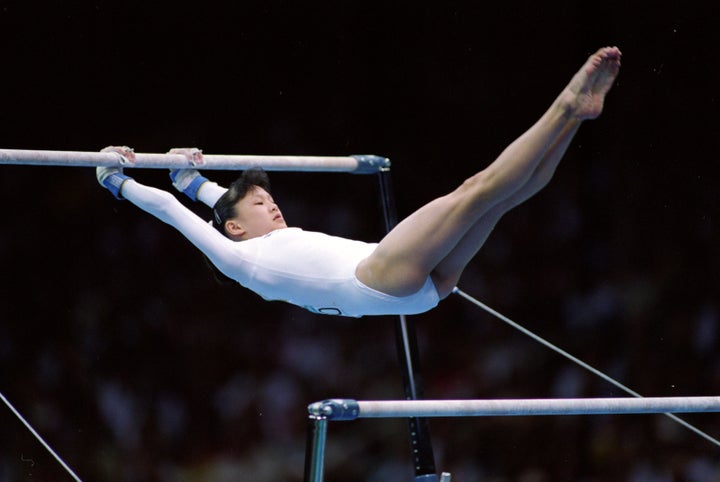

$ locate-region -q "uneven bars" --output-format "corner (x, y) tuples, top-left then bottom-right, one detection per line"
(0, 148), (389, 174)
(309, 397), (720, 420)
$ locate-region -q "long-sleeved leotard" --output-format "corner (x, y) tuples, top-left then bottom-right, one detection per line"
(121, 180), (439, 317)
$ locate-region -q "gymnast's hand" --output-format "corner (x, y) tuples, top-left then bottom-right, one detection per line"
(168, 168), (210, 202)
(97, 146), (135, 199)
(167, 148), (209, 201)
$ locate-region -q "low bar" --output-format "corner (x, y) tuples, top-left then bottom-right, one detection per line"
(0, 148), (390, 174)
(309, 397), (720, 421)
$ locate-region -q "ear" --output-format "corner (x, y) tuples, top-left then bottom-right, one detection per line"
(225, 220), (246, 240)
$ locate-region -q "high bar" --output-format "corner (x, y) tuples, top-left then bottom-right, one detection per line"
(308, 397), (720, 421)
(0, 148), (390, 174)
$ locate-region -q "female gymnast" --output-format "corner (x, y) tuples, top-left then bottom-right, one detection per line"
(97, 46), (621, 317)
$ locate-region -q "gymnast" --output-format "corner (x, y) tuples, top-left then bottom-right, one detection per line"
(97, 46), (621, 317)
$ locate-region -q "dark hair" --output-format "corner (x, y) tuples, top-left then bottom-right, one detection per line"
(212, 168), (272, 238)
(204, 168), (271, 285)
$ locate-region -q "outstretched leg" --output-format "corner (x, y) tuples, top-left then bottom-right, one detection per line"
(430, 121), (581, 295)
(356, 47), (621, 297)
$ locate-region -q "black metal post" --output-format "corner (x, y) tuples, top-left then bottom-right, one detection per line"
(303, 415), (328, 482)
(377, 169), (438, 480)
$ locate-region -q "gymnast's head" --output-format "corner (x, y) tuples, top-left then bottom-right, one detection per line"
(212, 168), (287, 241)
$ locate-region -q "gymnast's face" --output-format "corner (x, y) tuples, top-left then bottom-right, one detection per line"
(224, 186), (287, 240)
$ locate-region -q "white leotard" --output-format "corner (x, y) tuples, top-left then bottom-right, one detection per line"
(121, 180), (439, 317)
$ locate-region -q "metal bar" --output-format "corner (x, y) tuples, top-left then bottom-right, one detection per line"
(0, 391), (82, 481)
(303, 416), (328, 482)
(309, 397), (720, 420)
(453, 287), (720, 448)
(0, 148), (389, 173)
(377, 169), (438, 479)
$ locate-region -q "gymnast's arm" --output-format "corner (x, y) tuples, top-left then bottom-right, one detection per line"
(169, 168), (227, 208)
(124, 180), (251, 282)
(98, 167), (250, 284)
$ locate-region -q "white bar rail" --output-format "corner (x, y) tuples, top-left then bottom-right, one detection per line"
(308, 397), (720, 420)
(0, 148), (389, 173)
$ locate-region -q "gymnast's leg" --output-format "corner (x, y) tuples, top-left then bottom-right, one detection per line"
(356, 47), (621, 298)
(429, 120), (582, 295)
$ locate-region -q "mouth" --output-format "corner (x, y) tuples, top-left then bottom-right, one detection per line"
(273, 214), (283, 221)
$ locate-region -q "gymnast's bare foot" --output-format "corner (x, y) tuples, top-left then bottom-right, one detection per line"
(560, 46), (622, 120)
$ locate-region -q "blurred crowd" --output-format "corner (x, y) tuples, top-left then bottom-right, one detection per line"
(1, 0), (719, 479)
(1, 161), (719, 481)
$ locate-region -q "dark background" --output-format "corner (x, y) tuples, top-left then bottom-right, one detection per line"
(1, 1), (720, 480)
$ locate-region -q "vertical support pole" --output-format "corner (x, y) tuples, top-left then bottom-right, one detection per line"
(377, 169), (438, 480)
(303, 416), (328, 482)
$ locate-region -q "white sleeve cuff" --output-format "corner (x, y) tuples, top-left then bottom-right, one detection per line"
(197, 182), (228, 208)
